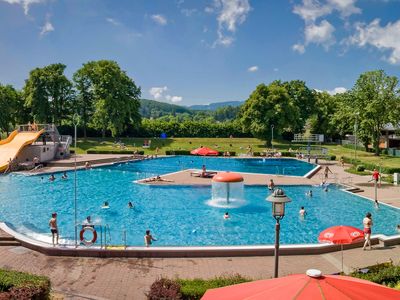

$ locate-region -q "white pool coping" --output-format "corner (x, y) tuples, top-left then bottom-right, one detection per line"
(2, 222), (399, 258)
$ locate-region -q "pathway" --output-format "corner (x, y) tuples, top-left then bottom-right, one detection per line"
(0, 244), (399, 299)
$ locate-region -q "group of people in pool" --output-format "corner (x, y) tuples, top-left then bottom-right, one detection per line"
(100, 201), (134, 209)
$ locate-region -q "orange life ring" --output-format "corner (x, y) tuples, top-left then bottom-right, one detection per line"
(80, 226), (97, 246)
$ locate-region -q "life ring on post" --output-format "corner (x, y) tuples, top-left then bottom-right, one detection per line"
(80, 226), (97, 246)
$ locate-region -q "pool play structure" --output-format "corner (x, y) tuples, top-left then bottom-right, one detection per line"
(0, 124), (72, 173)
(0, 155), (399, 257)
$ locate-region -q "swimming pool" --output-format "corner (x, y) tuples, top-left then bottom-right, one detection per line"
(117, 156), (316, 177)
(0, 157), (398, 247)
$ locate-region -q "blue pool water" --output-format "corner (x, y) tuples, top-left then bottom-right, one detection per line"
(0, 157), (398, 246)
(117, 156), (316, 177)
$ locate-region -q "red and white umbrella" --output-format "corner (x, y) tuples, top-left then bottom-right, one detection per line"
(201, 269), (400, 300)
(190, 147), (219, 156)
(318, 225), (365, 273)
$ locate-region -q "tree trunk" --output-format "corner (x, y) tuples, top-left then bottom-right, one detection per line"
(83, 125), (87, 139)
(374, 130), (380, 156)
(102, 128), (105, 138)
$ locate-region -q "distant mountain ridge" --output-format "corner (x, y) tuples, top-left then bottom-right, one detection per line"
(139, 99), (243, 118)
(188, 101), (243, 111)
(139, 99), (192, 118)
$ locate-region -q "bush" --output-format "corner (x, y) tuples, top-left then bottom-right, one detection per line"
(330, 155), (336, 161)
(86, 150), (144, 155)
(281, 151), (296, 157)
(165, 150), (192, 155)
(0, 269), (50, 299)
(178, 274), (250, 300)
(356, 165), (365, 172)
(252, 152), (261, 156)
(350, 262), (400, 288)
(147, 278), (181, 300)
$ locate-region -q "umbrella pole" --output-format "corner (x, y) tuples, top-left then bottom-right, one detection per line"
(341, 244), (344, 274)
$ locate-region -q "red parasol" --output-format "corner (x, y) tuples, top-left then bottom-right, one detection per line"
(201, 269), (400, 300)
(190, 147), (219, 156)
(318, 225), (365, 273)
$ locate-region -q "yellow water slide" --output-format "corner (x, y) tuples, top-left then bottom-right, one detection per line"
(0, 129), (44, 172)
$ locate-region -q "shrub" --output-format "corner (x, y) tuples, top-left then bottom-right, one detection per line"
(252, 152), (261, 156)
(178, 274), (250, 300)
(0, 269), (50, 299)
(356, 165), (365, 172)
(147, 278), (181, 300)
(281, 151), (296, 157)
(86, 150), (144, 155)
(165, 150), (192, 155)
(350, 262), (400, 287)
(330, 155), (336, 161)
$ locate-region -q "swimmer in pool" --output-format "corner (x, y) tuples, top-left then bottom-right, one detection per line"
(102, 201), (110, 209)
(299, 206), (307, 218)
(128, 201), (133, 209)
(306, 190), (313, 197)
(223, 212), (230, 219)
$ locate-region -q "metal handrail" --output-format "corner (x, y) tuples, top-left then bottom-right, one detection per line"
(17, 124), (53, 132)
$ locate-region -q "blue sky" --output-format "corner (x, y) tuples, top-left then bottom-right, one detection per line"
(1, 0), (400, 105)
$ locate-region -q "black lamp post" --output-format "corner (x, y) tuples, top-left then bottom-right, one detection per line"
(266, 188), (291, 278)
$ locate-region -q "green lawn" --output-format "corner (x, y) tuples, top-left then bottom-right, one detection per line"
(72, 137), (400, 170)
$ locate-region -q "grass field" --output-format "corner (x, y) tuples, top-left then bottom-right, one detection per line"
(73, 137), (400, 170)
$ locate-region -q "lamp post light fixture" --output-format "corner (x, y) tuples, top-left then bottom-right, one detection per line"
(266, 188), (292, 278)
(72, 113), (79, 248)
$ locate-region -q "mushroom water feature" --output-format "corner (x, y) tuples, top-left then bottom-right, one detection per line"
(207, 172), (245, 208)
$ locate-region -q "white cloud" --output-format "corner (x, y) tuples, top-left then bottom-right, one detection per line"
(273, 68), (279, 72)
(106, 18), (121, 26)
(293, 0), (332, 22)
(149, 86), (168, 100)
(293, 0), (360, 22)
(292, 43), (306, 54)
(315, 87), (347, 95)
(40, 19), (54, 36)
(211, 0), (251, 47)
(328, 87), (347, 95)
(149, 86), (183, 103)
(1, 0), (46, 15)
(181, 8), (197, 17)
(151, 14), (167, 26)
(347, 19), (400, 64)
(292, 0), (360, 53)
(328, 0), (361, 18)
(305, 19), (335, 49)
(247, 65), (258, 72)
(166, 95), (183, 103)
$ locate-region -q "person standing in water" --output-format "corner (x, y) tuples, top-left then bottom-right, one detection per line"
(144, 230), (157, 247)
(49, 213), (59, 246)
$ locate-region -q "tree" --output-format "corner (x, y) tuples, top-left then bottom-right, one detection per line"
(335, 70), (400, 155)
(73, 60), (141, 137)
(73, 69), (95, 138)
(239, 82), (301, 145)
(309, 91), (340, 140)
(0, 84), (19, 135)
(283, 80), (315, 133)
(23, 64), (73, 125)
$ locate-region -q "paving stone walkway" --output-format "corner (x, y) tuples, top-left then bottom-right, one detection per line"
(1, 244), (399, 299)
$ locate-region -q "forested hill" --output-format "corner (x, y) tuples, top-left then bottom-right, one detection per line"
(188, 101), (243, 111)
(139, 99), (193, 118)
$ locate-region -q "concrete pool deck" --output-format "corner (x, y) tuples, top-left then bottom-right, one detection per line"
(0, 242), (399, 299)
